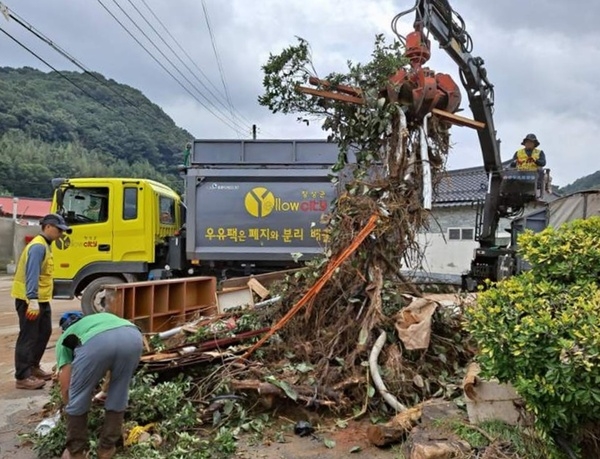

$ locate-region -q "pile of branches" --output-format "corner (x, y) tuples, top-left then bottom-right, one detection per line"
(249, 36), (473, 412)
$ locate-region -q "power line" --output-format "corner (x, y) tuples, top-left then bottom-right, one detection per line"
(0, 26), (115, 113)
(135, 0), (277, 138)
(98, 0), (247, 136)
(3, 4), (164, 125)
(130, 0), (251, 133)
(200, 0), (235, 120)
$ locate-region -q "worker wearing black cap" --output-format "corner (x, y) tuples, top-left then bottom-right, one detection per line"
(11, 213), (71, 390)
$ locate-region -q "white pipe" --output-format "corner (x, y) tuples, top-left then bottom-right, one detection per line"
(369, 331), (407, 412)
(421, 113), (433, 210)
(255, 295), (282, 308)
(158, 326), (183, 340)
(156, 296), (281, 339)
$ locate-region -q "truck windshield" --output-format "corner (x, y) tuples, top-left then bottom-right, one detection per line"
(62, 187), (109, 224)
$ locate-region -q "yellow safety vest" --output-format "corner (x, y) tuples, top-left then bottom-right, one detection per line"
(515, 148), (541, 171)
(11, 235), (54, 301)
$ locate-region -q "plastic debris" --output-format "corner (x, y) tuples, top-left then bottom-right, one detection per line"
(34, 412), (60, 436)
(294, 420), (315, 437)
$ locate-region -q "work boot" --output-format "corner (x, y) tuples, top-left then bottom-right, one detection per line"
(31, 365), (53, 381)
(61, 413), (88, 459)
(97, 411), (125, 459)
(15, 375), (45, 390)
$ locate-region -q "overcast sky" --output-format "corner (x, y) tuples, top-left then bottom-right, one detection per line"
(2, 0), (598, 186)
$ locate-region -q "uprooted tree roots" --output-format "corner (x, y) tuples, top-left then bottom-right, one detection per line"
(246, 113), (472, 413)
(236, 34), (476, 415)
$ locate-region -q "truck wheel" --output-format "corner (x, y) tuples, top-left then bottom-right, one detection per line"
(81, 276), (124, 315)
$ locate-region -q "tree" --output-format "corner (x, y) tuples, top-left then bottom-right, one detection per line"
(255, 35), (457, 406)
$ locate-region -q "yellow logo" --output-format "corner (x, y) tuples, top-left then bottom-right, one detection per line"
(244, 187), (275, 218)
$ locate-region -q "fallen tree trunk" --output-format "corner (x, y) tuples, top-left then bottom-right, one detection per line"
(230, 379), (338, 407)
(367, 405), (422, 446)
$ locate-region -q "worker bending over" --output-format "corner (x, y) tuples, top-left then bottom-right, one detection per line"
(56, 311), (143, 459)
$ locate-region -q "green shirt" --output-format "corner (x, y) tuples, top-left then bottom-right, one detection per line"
(55, 313), (136, 369)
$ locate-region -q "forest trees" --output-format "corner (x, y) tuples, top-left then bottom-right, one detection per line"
(0, 66), (191, 197)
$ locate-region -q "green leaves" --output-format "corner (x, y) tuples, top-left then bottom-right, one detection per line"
(323, 438), (336, 448)
(465, 218), (600, 436)
(258, 34), (407, 171)
(265, 375), (299, 401)
(518, 217), (600, 283)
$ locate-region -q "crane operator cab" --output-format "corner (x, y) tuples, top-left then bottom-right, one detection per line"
(503, 132), (551, 206)
(499, 167), (551, 213)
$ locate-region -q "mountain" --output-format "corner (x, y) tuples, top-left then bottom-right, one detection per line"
(0, 66), (192, 197)
(558, 170), (600, 196)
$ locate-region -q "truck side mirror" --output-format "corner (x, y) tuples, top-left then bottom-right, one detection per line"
(55, 188), (64, 210)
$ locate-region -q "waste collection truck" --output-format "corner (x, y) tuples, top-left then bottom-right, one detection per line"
(49, 139), (341, 313)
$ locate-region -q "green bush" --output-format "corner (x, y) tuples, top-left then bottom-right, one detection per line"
(465, 217), (600, 437)
(518, 217), (600, 283)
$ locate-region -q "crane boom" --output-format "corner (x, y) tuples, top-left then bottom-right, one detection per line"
(410, 0), (502, 245)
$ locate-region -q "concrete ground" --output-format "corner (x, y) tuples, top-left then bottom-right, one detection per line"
(0, 275), (79, 458)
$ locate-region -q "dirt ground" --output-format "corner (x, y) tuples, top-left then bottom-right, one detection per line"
(0, 275), (461, 459)
(0, 275), (79, 459)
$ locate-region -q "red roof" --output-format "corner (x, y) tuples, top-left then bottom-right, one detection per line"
(0, 196), (52, 219)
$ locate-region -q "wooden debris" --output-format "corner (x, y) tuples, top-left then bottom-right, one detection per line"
(220, 268), (303, 290)
(462, 362), (481, 401)
(231, 379), (339, 407)
(182, 324), (199, 334)
(296, 85), (365, 105)
(141, 352), (179, 362)
(217, 287), (254, 313)
(139, 328), (270, 372)
(142, 335), (152, 353)
(367, 405), (422, 446)
(431, 108), (485, 130)
(247, 277), (270, 299)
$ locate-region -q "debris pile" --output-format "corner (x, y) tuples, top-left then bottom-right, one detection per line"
(28, 32), (554, 459)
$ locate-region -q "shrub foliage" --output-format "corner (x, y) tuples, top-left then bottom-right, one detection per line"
(465, 217), (600, 436)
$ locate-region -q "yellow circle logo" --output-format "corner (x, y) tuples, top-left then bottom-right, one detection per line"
(244, 187), (275, 218)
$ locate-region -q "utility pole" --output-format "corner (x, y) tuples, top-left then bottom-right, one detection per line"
(252, 124), (257, 140)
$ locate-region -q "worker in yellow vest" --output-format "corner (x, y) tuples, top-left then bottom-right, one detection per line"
(11, 213), (72, 390)
(510, 133), (547, 171)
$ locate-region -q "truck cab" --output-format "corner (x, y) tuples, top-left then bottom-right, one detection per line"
(50, 177), (183, 314)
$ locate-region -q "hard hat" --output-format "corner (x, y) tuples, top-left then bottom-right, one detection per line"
(59, 310), (84, 331)
(521, 133), (540, 147)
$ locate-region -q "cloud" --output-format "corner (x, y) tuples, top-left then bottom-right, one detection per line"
(1, 0), (599, 186)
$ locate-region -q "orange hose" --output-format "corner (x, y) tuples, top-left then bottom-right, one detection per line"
(242, 214), (378, 359)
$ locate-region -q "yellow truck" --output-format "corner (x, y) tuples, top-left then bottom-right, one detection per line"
(49, 140), (339, 314)
(51, 177), (185, 314)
